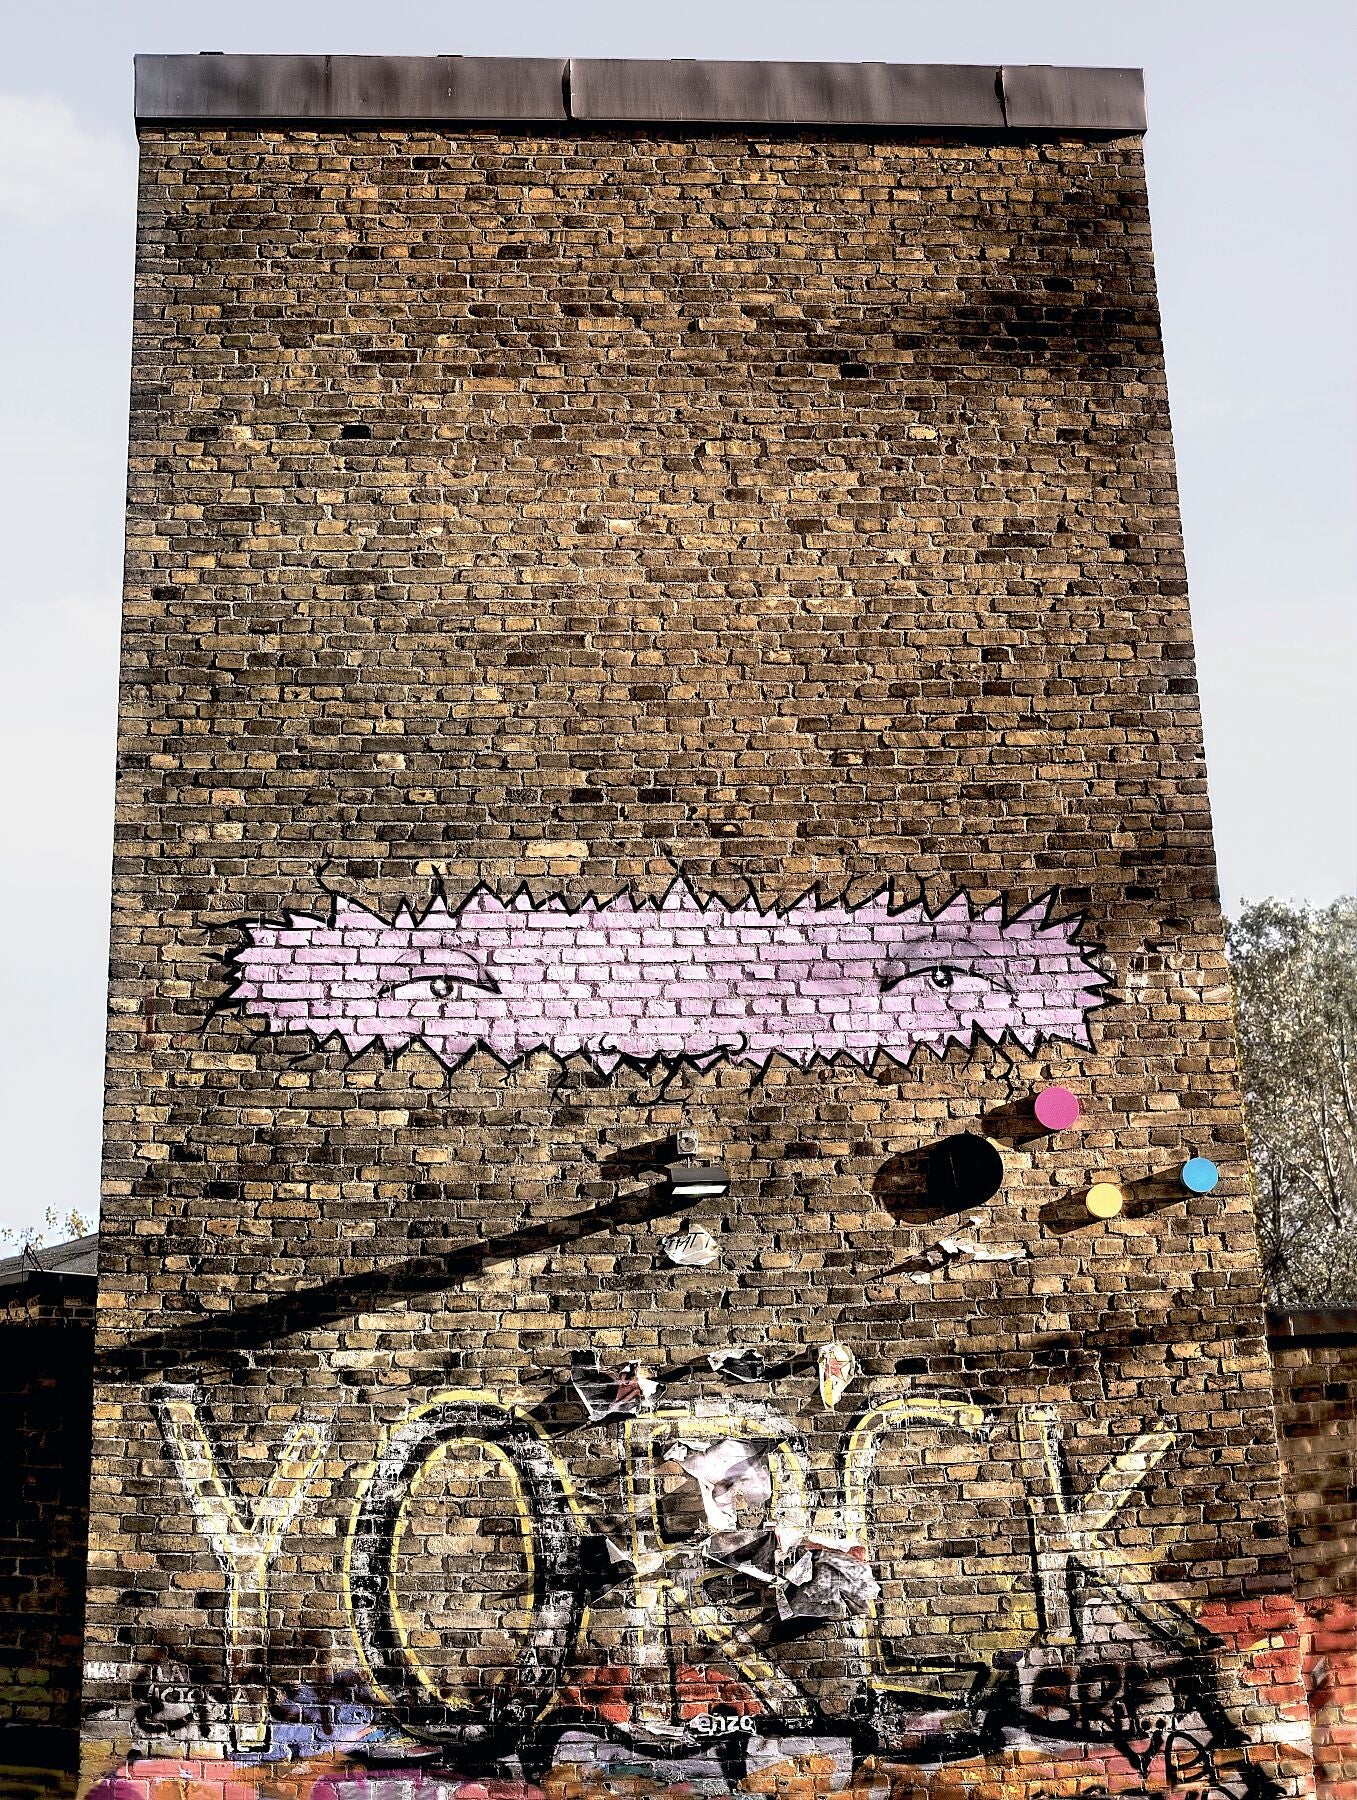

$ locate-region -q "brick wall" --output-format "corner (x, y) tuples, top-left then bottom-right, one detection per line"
(80, 83), (1315, 1800)
(0, 1277), (93, 1798)
(1271, 1318), (1357, 1800)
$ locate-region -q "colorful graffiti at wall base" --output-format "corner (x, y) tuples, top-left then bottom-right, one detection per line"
(81, 1373), (1335, 1800)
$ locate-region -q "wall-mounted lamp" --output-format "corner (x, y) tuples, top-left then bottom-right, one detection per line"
(667, 1131), (730, 1200)
(666, 1162), (731, 1202)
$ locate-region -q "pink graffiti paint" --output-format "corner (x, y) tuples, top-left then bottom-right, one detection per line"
(88, 1762), (544, 1799)
(224, 881), (1109, 1074)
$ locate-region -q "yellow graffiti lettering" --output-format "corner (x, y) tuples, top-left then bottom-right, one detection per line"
(1018, 1406), (1183, 1643)
(155, 1388), (326, 1748)
(341, 1390), (585, 1742)
(841, 1393), (990, 1696)
(387, 1431), (536, 1711)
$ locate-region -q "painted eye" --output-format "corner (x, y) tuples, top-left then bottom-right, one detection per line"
(881, 963), (1010, 998)
(380, 967), (500, 1000)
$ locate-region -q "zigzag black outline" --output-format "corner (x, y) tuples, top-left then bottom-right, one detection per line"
(209, 867), (1117, 1081)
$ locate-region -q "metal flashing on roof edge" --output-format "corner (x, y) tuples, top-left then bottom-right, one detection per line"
(134, 55), (571, 124)
(568, 59), (1005, 128)
(1267, 1307), (1357, 1345)
(134, 54), (1146, 134)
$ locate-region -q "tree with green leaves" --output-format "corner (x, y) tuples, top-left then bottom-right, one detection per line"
(1228, 898), (1357, 1308)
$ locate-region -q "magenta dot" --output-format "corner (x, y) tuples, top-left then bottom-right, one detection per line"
(1034, 1086), (1081, 1131)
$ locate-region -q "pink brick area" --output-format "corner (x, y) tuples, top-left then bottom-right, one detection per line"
(84, 1762), (545, 1799)
(227, 883), (1108, 1073)
(1302, 1595), (1356, 1800)
(85, 1758), (266, 1799)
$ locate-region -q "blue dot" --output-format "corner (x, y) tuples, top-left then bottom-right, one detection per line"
(1181, 1157), (1219, 1194)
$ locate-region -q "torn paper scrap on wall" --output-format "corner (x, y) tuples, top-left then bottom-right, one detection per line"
(707, 1348), (767, 1383)
(667, 1437), (774, 1531)
(818, 1342), (857, 1411)
(699, 1524), (879, 1626)
(893, 1218), (1029, 1284)
(580, 1534), (637, 1596)
(777, 1538), (880, 1621)
(662, 1225), (719, 1266)
(703, 1527), (781, 1585)
(572, 1358), (657, 1423)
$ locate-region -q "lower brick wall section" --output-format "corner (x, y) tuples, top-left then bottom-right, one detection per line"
(1269, 1317), (1357, 1800)
(0, 1270), (1348, 1800)
(62, 1311), (1353, 1800)
(0, 1282), (93, 1800)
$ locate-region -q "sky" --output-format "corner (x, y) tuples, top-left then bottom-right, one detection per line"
(1, 0), (1353, 1237)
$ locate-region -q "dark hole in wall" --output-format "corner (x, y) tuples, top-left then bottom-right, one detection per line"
(873, 1134), (1004, 1225)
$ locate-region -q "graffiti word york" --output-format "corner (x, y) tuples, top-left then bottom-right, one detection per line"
(156, 1385), (1188, 1760)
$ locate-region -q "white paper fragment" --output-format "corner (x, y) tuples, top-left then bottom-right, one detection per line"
(818, 1341), (857, 1410)
(571, 1358), (657, 1423)
(896, 1216), (1028, 1283)
(707, 1347), (766, 1383)
(703, 1527), (780, 1584)
(582, 1533), (638, 1594)
(776, 1536), (879, 1620)
(668, 1437), (773, 1530)
(662, 1224), (719, 1266)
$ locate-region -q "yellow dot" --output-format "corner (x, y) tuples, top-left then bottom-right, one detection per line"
(1086, 1182), (1124, 1219)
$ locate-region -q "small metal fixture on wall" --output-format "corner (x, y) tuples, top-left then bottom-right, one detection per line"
(667, 1131), (730, 1201)
(666, 1163), (731, 1202)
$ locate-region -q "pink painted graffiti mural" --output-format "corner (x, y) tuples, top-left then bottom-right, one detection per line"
(222, 881), (1109, 1073)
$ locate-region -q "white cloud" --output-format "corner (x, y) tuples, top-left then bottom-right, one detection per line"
(0, 95), (137, 222)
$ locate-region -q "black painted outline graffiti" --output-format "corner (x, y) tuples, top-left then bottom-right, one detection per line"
(344, 1393), (584, 1757)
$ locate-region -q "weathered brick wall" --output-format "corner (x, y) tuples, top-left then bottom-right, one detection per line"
(0, 1284), (93, 1792)
(1271, 1321), (1357, 1800)
(81, 111), (1314, 1800)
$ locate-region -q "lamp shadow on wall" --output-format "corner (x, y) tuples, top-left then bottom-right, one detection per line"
(593, 1135), (678, 1186)
(101, 1164), (687, 1383)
